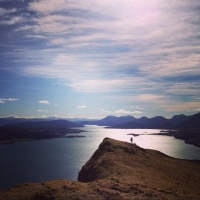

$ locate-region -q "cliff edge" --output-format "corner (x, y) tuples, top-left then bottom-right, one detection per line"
(1, 138), (200, 200)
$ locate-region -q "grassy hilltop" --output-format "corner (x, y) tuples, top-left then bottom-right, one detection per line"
(0, 138), (200, 199)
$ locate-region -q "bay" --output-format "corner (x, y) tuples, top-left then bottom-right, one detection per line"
(0, 125), (200, 190)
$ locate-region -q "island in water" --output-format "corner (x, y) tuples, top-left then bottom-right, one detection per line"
(0, 138), (200, 200)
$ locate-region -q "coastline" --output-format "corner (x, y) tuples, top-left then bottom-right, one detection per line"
(1, 138), (200, 200)
(149, 129), (200, 148)
(0, 127), (85, 145)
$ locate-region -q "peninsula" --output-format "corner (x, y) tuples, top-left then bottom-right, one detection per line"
(0, 138), (200, 200)
(0, 119), (85, 144)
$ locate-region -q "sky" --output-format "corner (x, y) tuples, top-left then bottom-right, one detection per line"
(0, 0), (200, 119)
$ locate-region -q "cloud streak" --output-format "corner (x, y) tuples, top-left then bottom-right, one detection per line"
(115, 109), (143, 115)
(0, 98), (19, 104)
(101, 109), (142, 116)
(77, 105), (86, 108)
(38, 100), (50, 104)
(18, 1), (199, 81)
(0, 0), (200, 116)
(0, 7), (16, 16)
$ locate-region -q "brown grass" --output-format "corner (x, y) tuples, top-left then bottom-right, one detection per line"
(1, 137), (200, 200)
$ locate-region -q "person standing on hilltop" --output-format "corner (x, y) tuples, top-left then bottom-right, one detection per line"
(130, 137), (133, 143)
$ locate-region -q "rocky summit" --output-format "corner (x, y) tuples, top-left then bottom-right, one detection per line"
(1, 138), (200, 200)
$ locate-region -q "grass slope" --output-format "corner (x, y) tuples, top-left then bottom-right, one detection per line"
(0, 138), (200, 200)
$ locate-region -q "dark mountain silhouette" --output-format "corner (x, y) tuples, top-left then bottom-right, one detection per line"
(1, 113), (199, 130)
(1, 113), (200, 145)
(0, 120), (84, 144)
(78, 113), (200, 131)
(0, 117), (65, 126)
(110, 116), (177, 129)
(8, 119), (82, 129)
(145, 116), (173, 129)
(137, 116), (149, 123)
(110, 121), (143, 129)
(179, 112), (200, 129)
(170, 114), (188, 124)
(0, 117), (29, 126)
(103, 113), (200, 146)
(170, 112), (200, 147)
(95, 115), (136, 126)
(105, 113), (200, 129)
(0, 117), (97, 127)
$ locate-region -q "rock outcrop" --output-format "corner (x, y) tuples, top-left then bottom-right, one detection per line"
(1, 138), (200, 200)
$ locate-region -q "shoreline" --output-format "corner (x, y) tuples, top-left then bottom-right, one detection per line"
(0, 135), (87, 145)
(1, 138), (200, 200)
(127, 129), (200, 148)
(0, 127), (86, 145)
(149, 130), (200, 148)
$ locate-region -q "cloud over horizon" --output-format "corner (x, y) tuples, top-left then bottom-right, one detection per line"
(77, 105), (86, 109)
(38, 100), (50, 104)
(0, 98), (19, 104)
(115, 109), (143, 115)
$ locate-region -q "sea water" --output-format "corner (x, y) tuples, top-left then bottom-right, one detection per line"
(0, 125), (200, 190)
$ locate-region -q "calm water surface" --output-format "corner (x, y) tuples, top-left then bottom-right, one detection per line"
(0, 125), (200, 190)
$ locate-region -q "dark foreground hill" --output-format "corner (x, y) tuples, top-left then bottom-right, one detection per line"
(1, 138), (200, 200)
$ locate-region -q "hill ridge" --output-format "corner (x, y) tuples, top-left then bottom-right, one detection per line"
(1, 138), (200, 200)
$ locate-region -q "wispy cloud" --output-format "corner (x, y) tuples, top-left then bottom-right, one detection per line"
(115, 109), (143, 115)
(0, 98), (19, 104)
(1, 0), (200, 116)
(0, 16), (25, 25)
(0, 100), (4, 104)
(101, 109), (142, 116)
(16, 0), (199, 94)
(160, 101), (200, 113)
(28, 0), (70, 14)
(0, 7), (16, 16)
(77, 105), (86, 108)
(136, 94), (165, 102)
(38, 100), (50, 104)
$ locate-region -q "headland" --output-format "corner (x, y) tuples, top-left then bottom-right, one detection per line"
(0, 138), (200, 199)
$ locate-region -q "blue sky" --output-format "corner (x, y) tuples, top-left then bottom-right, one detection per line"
(0, 0), (200, 119)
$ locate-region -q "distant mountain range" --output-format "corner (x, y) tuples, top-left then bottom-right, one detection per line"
(80, 113), (196, 129)
(106, 115), (187, 129)
(0, 113), (200, 147)
(1, 113), (200, 130)
(179, 112), (200, 129)
(89, 113), (200, 147)
(94, 115), (137, 126)
(0, 117), (95, 127)
(1, 113), (200, 129)
(8, 119), (82, 129)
